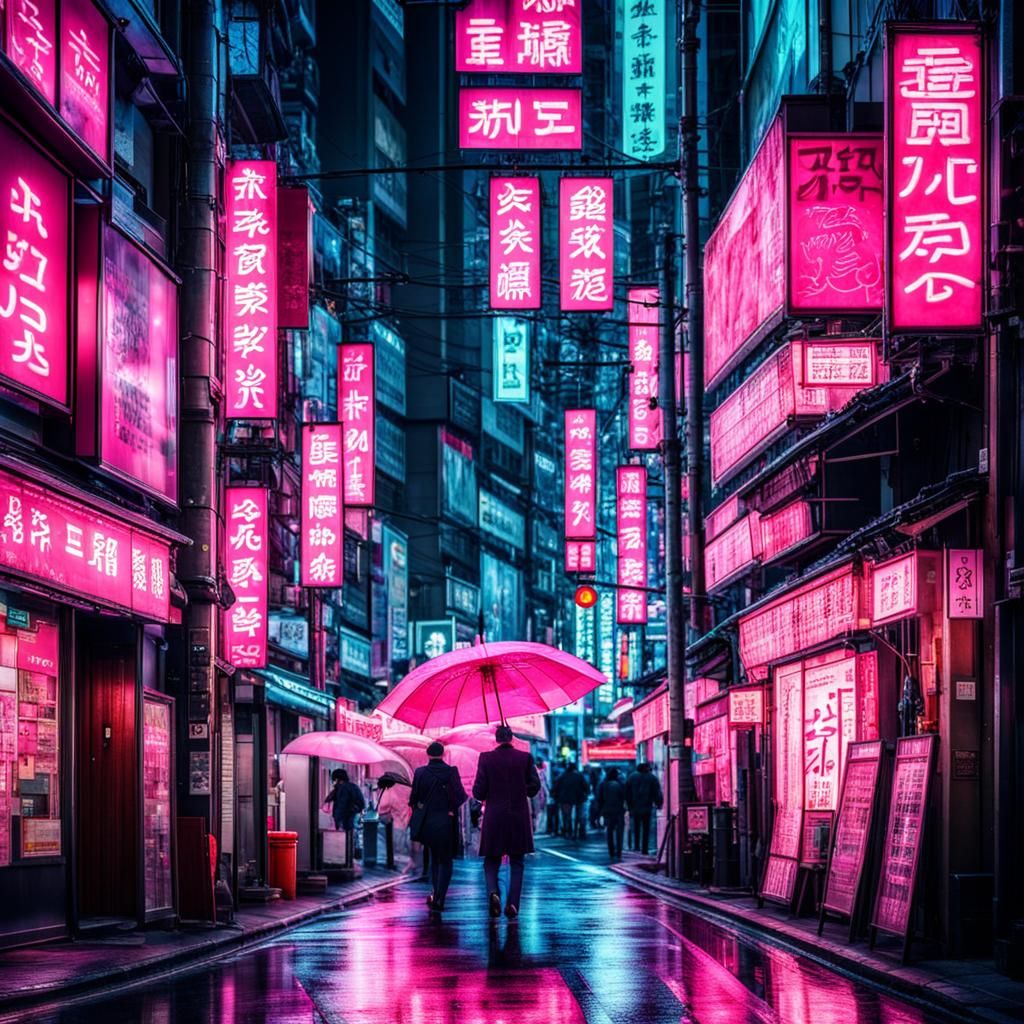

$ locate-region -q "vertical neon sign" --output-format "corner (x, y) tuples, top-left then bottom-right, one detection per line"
(560, 177), (613, 311)
(947, 548), (983, 618)
(616, 466), (648, 625)
(490, 177), (541, 310)
(887, 23), (983, 331)
(621, 0), (665, 159)
(564, 409), (596, 570)
(60, 0), (110, 164)
(493, 316), (530, 401)
(6, 0), (57, 104)
(627, 287), (661, 449)
(225, 487), (268, 668)
(225, 160), (277, 419)
(339, 343), (375, 508)
(301, 424), (344, 588)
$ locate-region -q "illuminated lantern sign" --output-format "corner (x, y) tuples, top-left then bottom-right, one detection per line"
(5, 0), (58, 103)
(301, 424), (344, 588)
(947, 548), (982, 619)
(564, 408), (596, 564)
(627, 287), (661, 449)
(225, 488), (268, 668)
(59, 0), (110, 164)
(0, 468), (171, 621)
(565, 539), (595, 574)
(621, 0), (665, 160)
(493, 316), (530, 401)
(339, 343), (375, 508)
(490, 177), (541, 310)
(560, 178), (613, 311)
(455, 0), (582, 74)
(787, 135), (883, 313)
(460, 88), (582, 150)
(0, 120), (70, 407)
(225, 160), (277, 419)
(704, 117), (785, 389)
(616, 466), (648, 625)
(888, 23), (983, 332)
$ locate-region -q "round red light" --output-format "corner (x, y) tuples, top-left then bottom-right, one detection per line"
(574, 585), (598, 608)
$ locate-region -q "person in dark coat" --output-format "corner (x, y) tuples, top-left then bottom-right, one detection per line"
(597, 767), (628, 859)
(409, 742), (468, 913)
(323, 768), (366, 866)
(556, 763), (589, 839)
(472, 724), (541, 919)
(625, 762), (664, 855)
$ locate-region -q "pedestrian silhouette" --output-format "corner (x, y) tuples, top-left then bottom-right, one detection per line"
(409, 741), (467, 915)
(472, 724), (541, 919)
(554, 762), (589, 839)
(625, 762), (664, 856)
(323, 768), (365, 867)
(597, 767), (628, 860)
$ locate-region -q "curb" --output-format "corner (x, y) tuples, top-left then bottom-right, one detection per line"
(0, 873), (408, 1019)
(611, 865), (1017, 1024)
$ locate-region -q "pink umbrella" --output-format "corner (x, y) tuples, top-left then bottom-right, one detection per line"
(438, 725), (529, 754)
(281, 731), (412, 782)
(376, 640), (605, 731)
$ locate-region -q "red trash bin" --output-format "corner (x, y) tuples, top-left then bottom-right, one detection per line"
(267, 830), (299, 899)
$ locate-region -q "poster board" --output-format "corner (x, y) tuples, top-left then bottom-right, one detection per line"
(820, 740), (885, 934)
(800, 810), (834, 868)
(870, 734), (937, 959)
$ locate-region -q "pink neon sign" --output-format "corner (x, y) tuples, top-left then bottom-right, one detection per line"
(888, 24), (983, 332)
(16, 620), (58, 674)
(0, 120), (70, 407)
(301, 424), (344, 588)
(705, 494), (741, 543)
(0, 467), (170, 620)
(870, 551), (918, 625)
(564, 409), (596, 542)
(803, 653), (857, 812)
(616, 466), (647, 625)
(760, 500), (815, 562)
(801, 340), (877, 386)
(459, 88), (582, 150)
(705, 512), (760, 592)
(59, 0), (110, 163)
(225, 160), (277, 419)
(5, 0), (57, 104)
(560, 178), (613, 311)
(455, 0), (582, 74)
(787, 135), (883, 313)
(627, 287), (661, 449)
(704, 116), (785, 388)
(339, 343), (375, 508)
(225, 487), (268, 668)
(947, 547), (982, 619)
(277, 186), (311, 330)
(490, 177), (541, 310)
(565, 540), (595, 574)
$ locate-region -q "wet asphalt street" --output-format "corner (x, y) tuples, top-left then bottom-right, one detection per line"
(16, 840), (950, 1024)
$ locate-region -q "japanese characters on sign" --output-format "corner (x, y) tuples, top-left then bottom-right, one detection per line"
(301, 424), (344, 588)
(0, 468), (170, 620)
(616, 466), (648, 625)
(5, 0), (57, 104)
(728, 685), (764, 728)
(565, 539), (595, 574)
(459, 88), (582, 150)
(0, 120), (69, 407)
(705, 512), (760, 592)
(493, 317), (531, 401)
(759, 500), (815, 562)
(489, 177), (541, 310)
(560, 178), (614, 311)
(803, 654), (857, 812)
(621, 0), (665, 160)
(225, 487), (268, 668)
(787, 135), (884, 312)
(59, 0), (109, 163)
(887, 24), (983, 332)
(339, 343), (375, 508)
(225, 160), (277, 419)
(564, 409), (596, 572)
(947, 548), (983, 619)
(627, 287), (661, 449)
(455, 0), (582, 74)
(870, 551), (918, 625)
(801, 341), (878, 386)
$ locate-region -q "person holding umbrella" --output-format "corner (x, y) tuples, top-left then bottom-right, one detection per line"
(323, 768), (366, 866)
(472, 724), (541, 920)
(408, 741), (467, 914)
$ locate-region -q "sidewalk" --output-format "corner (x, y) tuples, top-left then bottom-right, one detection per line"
(0, 867), (408, 1018)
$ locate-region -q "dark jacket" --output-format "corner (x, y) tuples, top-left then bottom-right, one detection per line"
(596, 778), (628, 819)
(409, 760), (467, 855)
(625, 768), (664, 814)
(472, 743), (541, 858)
(325, 780), (365, 830)
(554, 768), (589, 805)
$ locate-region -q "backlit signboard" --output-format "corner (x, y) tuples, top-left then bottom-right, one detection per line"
(493, 316), (530, 401)
(803, 654), (856, 811)
(277, 187), (311, 329)
(621, 0), (666, 160)
(887, 24), (983, 332)
(489, 177), (541, 310)
(728, 685), (764, 728)
(6, 0), (57, 104)
(560, 178), (613, 311)
(616, 466), (647, 625)
(225, 160), (277, 419)
(565, 539), (596, 574)
(759, 500), (815, 562)
(705, 512), (760, 592)
(947, 548), (982, 619)
(339, 343), (375, 507)
(564, 409), (596, 548)
(801, 341), (877, 386)
(455, 0), (582, 74)
(459, 88), (582, 150)
(301, 424), (344, 588)
(225, 488), (268, 668)
(59, 0), (110, 164)
(870, 551), (918, 625)
(787, 135), (883, 313)
(627, 287), (661, 449)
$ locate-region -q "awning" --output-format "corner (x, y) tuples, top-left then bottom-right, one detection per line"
(252, 665), (335, 719)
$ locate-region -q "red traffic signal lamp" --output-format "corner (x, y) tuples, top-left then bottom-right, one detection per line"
(574, 585), (598, 608)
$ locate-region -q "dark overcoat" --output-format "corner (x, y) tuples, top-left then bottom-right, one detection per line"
(409, 760), (467, 858)
(472, 743), (541, 858)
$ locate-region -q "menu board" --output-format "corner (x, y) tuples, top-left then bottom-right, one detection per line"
(823, 740), (884, 919)
(871, 735), (937, 940)
(762, 855), (799, 904)
(800, 810), (833, 867)
(143, 696), (173, 912)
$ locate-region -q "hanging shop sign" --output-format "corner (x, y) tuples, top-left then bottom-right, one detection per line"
(621, 0), (666, 160)
(705, 494), (742, 544)
(225, 487), (268, 668)
(76, 213), (178, 503)
(459, 88), (582, 150)
(489, 178), (541, 310)
(455, 0), (582, 74)
(870, 551), (918, 625)
(727, 685), (765, 729)
(0, 120), (71, 408)
(559, 178), (613, 311)
(277, 186), (311, 330)
(616, 466), (648, 625)
(786, 135), (884, 313)
(413, 619), (456, 661)
(704, 116), (785, 389)
(335, 701), (383, 740)
(801, 341), (878, 387)
(759, 500), (816, 563)
(887, 23), (983, 333)
(339, 343), (375, 507)
(493, 316), (531, 401)
(268, 611), (309, 658)
(705, 512), (760, 592)
(340, 628), (372, 678)
(5, 0), (58, 104)
(633, 686), (669, 742)
(225, 160), (278, 419)
(300, 424), (344, 587)
(564, 408), (596, 545)
(693, 695), (732, 805)
(627, 287), (661, 449)
(446, 574), (480, 620)
(565, 540), (596, 574)
(946, 548), (983, 619)
(382, 525), (409, 663)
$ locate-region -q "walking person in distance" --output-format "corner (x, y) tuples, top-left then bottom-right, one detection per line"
(472, 724), (541, 919)
(323, 768), (366, 866)
(597, 766), (628, 860)
(409, 741), (467, 915)
(625, 761), (664, 856)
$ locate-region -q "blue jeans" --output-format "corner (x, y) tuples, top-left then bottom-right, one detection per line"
(484, 855), (525, 909)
